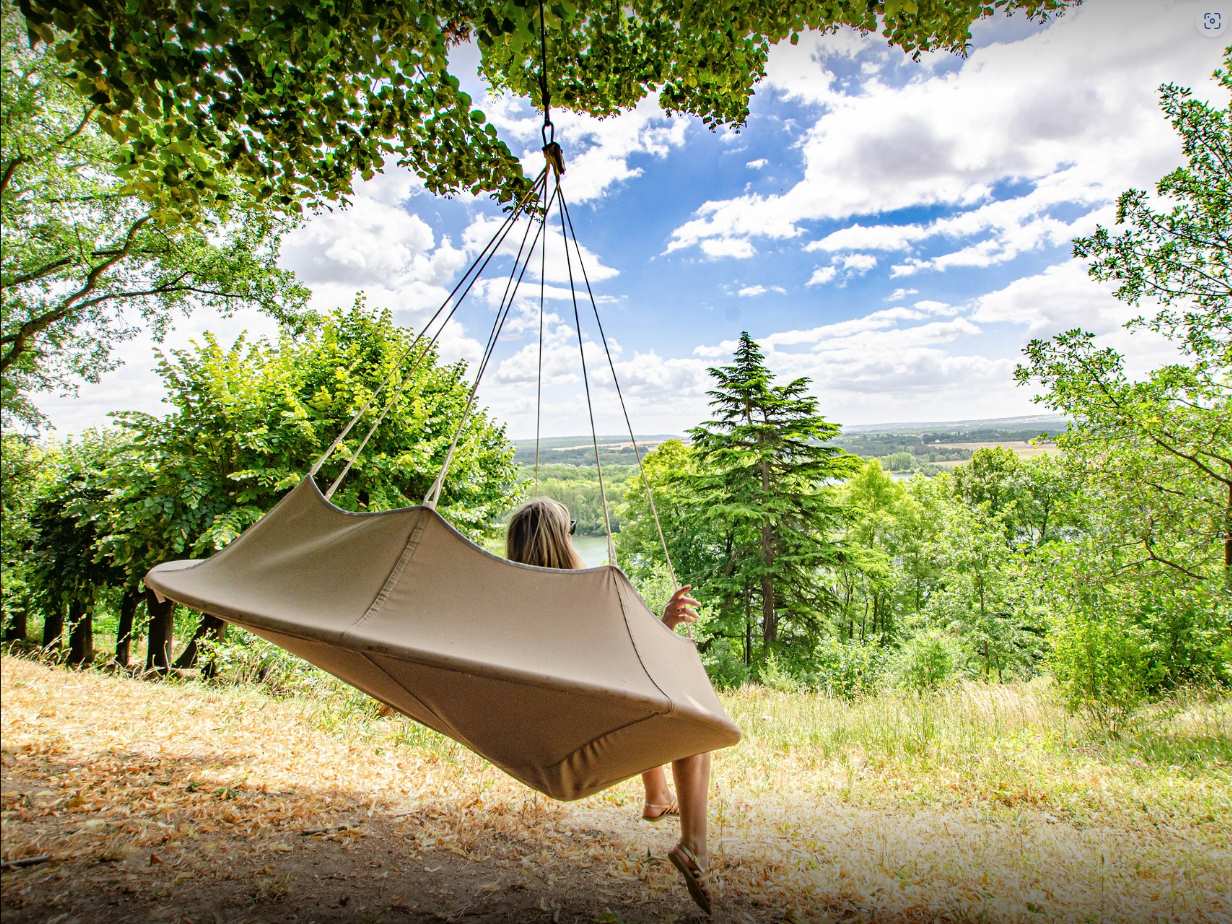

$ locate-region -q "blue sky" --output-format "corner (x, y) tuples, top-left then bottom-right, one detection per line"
(38, 0), (1229, 440)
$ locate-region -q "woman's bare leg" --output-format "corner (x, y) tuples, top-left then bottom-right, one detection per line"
(671, 752), (711, 865)
(642, 766), (673, 806)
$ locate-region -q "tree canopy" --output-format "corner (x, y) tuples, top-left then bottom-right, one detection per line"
(18, 0), (1076, 218)
(0, 3), (309, 428)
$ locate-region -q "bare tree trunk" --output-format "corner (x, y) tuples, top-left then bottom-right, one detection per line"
(173, 613), (226, 674)
(144, 589), (174, 673)
(114, 590), (141, 667)
(41, 606), (64, 651)
(66, 603), (93, 666)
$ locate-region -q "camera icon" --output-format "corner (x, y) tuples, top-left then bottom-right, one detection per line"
(1198, 9), (1225, 36)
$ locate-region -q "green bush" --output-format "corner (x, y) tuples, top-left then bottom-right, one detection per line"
(812, 638), (887, 699)
(699, 639), (752, 690)
(756, 650), (804, 693)
(1048, 610), (1157, 729)
(890, 630), (962, 692)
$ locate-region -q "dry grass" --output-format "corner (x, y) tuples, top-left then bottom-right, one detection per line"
(2, 655), (1229, 922)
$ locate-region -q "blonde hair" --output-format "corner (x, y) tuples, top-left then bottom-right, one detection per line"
(506, 498), (584, 570)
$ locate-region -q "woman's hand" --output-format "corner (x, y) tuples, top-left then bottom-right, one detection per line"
(663, 585), (700, 631)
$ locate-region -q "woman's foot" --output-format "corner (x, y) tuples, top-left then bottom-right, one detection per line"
(668, 842), (711, 915)
(642, 791), (679, 821)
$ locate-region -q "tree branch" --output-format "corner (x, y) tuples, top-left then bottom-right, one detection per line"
(0, 215), (150, 372)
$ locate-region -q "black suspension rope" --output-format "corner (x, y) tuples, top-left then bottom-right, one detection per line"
(537, 0), (552, 144)
(534, 178), (548, 485)
(426, 184), (558, 507)
(327, 176), (548, 500)
(558, 190), (679, 587)
(312, 167), (548, 482)
(555, 187), (616, 564)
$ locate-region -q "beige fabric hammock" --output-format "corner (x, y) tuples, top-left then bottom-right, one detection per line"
(144, 475), (741, 801)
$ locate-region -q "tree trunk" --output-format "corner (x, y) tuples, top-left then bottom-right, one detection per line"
(759, 526), (776, 648)
(144, 589), (174, 673)
(3, 607), (27, 642)
(1224, 475), (1231, 589)
(173, 613), (226, 674)
(41, 606), (64, 651)
(66, 604), (93, 666)
(114, 590), (141, 667)
(742, 585), (753, 667)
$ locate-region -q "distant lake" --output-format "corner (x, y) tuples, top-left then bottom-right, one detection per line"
(572, 534), (611, 567)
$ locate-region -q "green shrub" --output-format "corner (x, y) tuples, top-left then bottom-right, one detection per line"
(812, 638), (887, 699)
(1048, 610), (1157, 728)
(756, 650), (804, 693)
(700, 639), (752, 690)
(891, 630), (962, 692)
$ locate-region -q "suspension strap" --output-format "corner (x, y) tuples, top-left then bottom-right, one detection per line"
(534, 179), (547, 486)
(559, 190), (679, 588)
(312, 168), (547, 488)
(555, 189), (616, 566)
(425, 185), (557, 508)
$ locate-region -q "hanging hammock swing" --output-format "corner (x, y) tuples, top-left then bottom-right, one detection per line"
(144, 11), (740, 802)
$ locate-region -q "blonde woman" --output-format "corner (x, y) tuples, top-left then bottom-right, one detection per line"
(506, 498), (714, 914)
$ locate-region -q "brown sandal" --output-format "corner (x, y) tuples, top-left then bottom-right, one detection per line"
(642, 797), (679, 822)
(668, 842), (711, 915)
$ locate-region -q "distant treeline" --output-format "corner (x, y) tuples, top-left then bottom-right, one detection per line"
(514, 424), (1067, 475)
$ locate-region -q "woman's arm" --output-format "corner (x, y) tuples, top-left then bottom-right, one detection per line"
(663, 585), (700, 631)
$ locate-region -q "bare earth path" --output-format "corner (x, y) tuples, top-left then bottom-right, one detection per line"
(2, 657), (1229, 923)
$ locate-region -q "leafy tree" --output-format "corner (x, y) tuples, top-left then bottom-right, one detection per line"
(689, 332), (857, 668)
(834, 459), (906, 643)
(1017, 54), (1231, 703)
(0, 3), (309, 427)
(1017, 54), (1231, 595)
(90, 303), (520, 669)
(18, 0), (1076, 216)
(528, 463), (633, 534)
(918, 493), (1042, 680)
(1, 433), (46, 641)
(23, 430), (127, 663)
(950, 446), (1023, 521)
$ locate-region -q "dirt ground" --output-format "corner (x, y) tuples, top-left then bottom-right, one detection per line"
(2, 773), (720, 923)
(3, 657), (1229, 923)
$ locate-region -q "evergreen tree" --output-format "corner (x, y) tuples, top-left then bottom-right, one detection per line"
(689, 333), (856, 669)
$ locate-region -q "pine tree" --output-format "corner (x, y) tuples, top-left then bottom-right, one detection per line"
(689, 333), (856, 668)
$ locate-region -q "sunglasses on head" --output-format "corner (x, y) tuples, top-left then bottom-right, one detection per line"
(569, 519), (577, 535)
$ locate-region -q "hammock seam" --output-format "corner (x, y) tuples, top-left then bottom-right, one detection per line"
(348, 513), (429, 632)
(612, 570), (676, 719)
(360, 650), (468, 746)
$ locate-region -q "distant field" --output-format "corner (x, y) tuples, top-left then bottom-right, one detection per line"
(928, 439), (1060, 468)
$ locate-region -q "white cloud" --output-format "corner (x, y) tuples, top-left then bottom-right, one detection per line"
(736, 284), (786, 297)
(806, 266), (838, 286)
(972, 259), (1129, 335)
(887, 287), (920, 302)
(805, 223), (930, 253)
(677, 297), (1025, 424)
(746, 158), (769, 170)
(666, 1), (1225, 267)
(840, 253), (877, 273)
(700, 237), (756, 260)
(806, 252), (878, 287)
